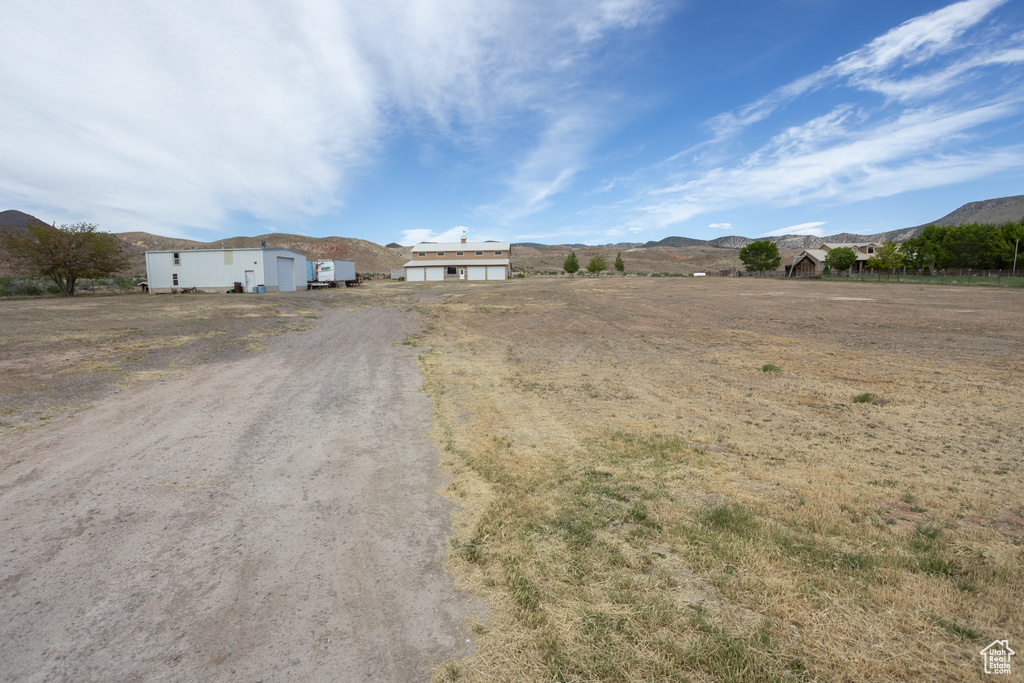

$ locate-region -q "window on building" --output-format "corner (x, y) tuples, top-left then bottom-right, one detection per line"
(172, 273), (178, 286)
(418, 252), (426, 257)
(475, 251), (483, 255)
(447, 266), (457, 275)
(437, 252), (445, 256)
(172, 252), (180, 265)
(867, 246), (874, 254)
(457, 251), (464, 256)
(494, 251), (503, 255)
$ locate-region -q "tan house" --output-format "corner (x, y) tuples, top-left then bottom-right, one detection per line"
(403, 235), (511, 282)
(789, 243), (880, 277)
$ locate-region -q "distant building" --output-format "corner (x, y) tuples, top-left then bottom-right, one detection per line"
(789, 243), (880, 277)
(402, 235), (511, 282)
(144, 247), (307, 293)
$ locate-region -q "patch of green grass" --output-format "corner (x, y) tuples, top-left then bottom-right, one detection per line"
(701, 503), (759, 537)
(938, 618), (985, 642)
(761, 363), (782, 374)
(852, 392), (876, 403)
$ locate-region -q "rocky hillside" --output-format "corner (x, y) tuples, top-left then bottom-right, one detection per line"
(116, 232), (404, 273)
(912, 194), (1024, 229)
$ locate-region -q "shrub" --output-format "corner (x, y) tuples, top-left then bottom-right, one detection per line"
(761, 364), (782, 374)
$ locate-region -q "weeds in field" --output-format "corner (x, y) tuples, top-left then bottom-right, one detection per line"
(421, 279), (1024, 682)
(761, 363), (782, 374)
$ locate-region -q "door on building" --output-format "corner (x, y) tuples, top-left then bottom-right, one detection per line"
(276, 257), (295, 291)
(459, 269), (465, 280)
(244, 270), (255, 292)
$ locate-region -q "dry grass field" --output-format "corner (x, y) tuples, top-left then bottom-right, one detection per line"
(414, 277), (1024, 681)
(0, 293), (326, 434)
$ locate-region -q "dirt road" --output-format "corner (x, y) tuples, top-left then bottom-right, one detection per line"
(0, 300), (478, 681)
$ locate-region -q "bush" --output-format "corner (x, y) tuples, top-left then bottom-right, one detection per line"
(761, 363), (782, 374)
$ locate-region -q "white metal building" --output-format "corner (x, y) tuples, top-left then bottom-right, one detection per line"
(403, 236), (511, 282)
(144, 248), (308, 293)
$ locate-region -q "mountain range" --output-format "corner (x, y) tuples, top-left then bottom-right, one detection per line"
(516, 194), (1024, 250)
(2, 195), (1022, 272)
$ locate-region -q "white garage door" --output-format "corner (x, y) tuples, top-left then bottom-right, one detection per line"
(425, 267), (444, 281)
(467, 266), (486, 281)
(407, 267), (425, 282)
(486, 266), (506, 280)
(276, 257), (295, 291)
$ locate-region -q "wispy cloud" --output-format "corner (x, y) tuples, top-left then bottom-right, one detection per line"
(401, 225), (507, 245)
(0, 0), (661, 235)
(759, 222), (826, 237)
(708, 222), (734, 230)
(629, 0), (1024, 230)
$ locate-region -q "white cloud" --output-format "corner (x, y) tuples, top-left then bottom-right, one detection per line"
(708, 222), (734, 230)
(0, 0), (661, 235)
(759, 222), (826, 237)
(628, 1), (1024, 231)
(401, 225), (505, 245)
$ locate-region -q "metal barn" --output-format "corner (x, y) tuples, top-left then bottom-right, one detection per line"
(144, 248), (308, 293)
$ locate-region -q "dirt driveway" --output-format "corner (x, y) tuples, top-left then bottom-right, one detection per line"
(0, 298), (477, 681)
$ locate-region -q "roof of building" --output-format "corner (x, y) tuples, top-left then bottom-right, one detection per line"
(799, 246), (873, 262)
(822, 242), (879, 249)
(402, 259), (510, 268)
(411, 242), (511, 251)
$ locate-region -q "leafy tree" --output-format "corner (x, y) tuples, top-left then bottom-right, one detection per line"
(563, 251), (580, 277)
(865, 241), (903, 274)
(942, 223), (996, 271)
(0, 221), (131, 296)
(586, 254), (608, 275)
(916, 224), (948, 270)
(738, 240), (781, 275)
(614, 251), (625, 275)
(899, 236), (930, 274)
(823, 246), (857, 275)
(995, 218), (1024, 269)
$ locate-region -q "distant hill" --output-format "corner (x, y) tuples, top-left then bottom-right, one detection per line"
(912, 194), (1024, 229)
(0, 210), (45, 234)
(116, 231), (404, 273)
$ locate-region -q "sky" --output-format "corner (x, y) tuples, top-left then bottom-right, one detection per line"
(1, 0), (1022, 246)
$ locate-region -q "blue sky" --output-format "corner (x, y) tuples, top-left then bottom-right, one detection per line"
(1, 0), (1022, 245)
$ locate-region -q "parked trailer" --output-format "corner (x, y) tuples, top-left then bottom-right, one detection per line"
(306, 259), (361, 288)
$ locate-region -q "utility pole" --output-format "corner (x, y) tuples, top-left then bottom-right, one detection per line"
(1013, 238), (1019, 277)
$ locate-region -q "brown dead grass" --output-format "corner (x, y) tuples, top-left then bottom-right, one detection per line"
(0, 293), (338, 434)
(419, 277), (1024, 681)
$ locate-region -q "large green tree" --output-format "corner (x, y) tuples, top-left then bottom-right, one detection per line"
(823, 246), (857, 275)
(586, 254), (608, 275)
(614, 251), (625, 275)
(0, 221), (131, 296)
(866, 241), (904, 274)
(738, 240), (781, 275)
(942, 223), (996, 271)
(563, 251), (580, 277)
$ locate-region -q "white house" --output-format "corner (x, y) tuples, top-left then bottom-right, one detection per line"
(402, 235), (511, 282)
(144, 248), (307, 293)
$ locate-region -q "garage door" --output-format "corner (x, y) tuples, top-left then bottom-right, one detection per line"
(467, 266), (486, 281)
(486, 266), (506, 280)
(406, 267), (425, 282)
(276, 257), (295, 291)
(425, 267), (444, 281)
